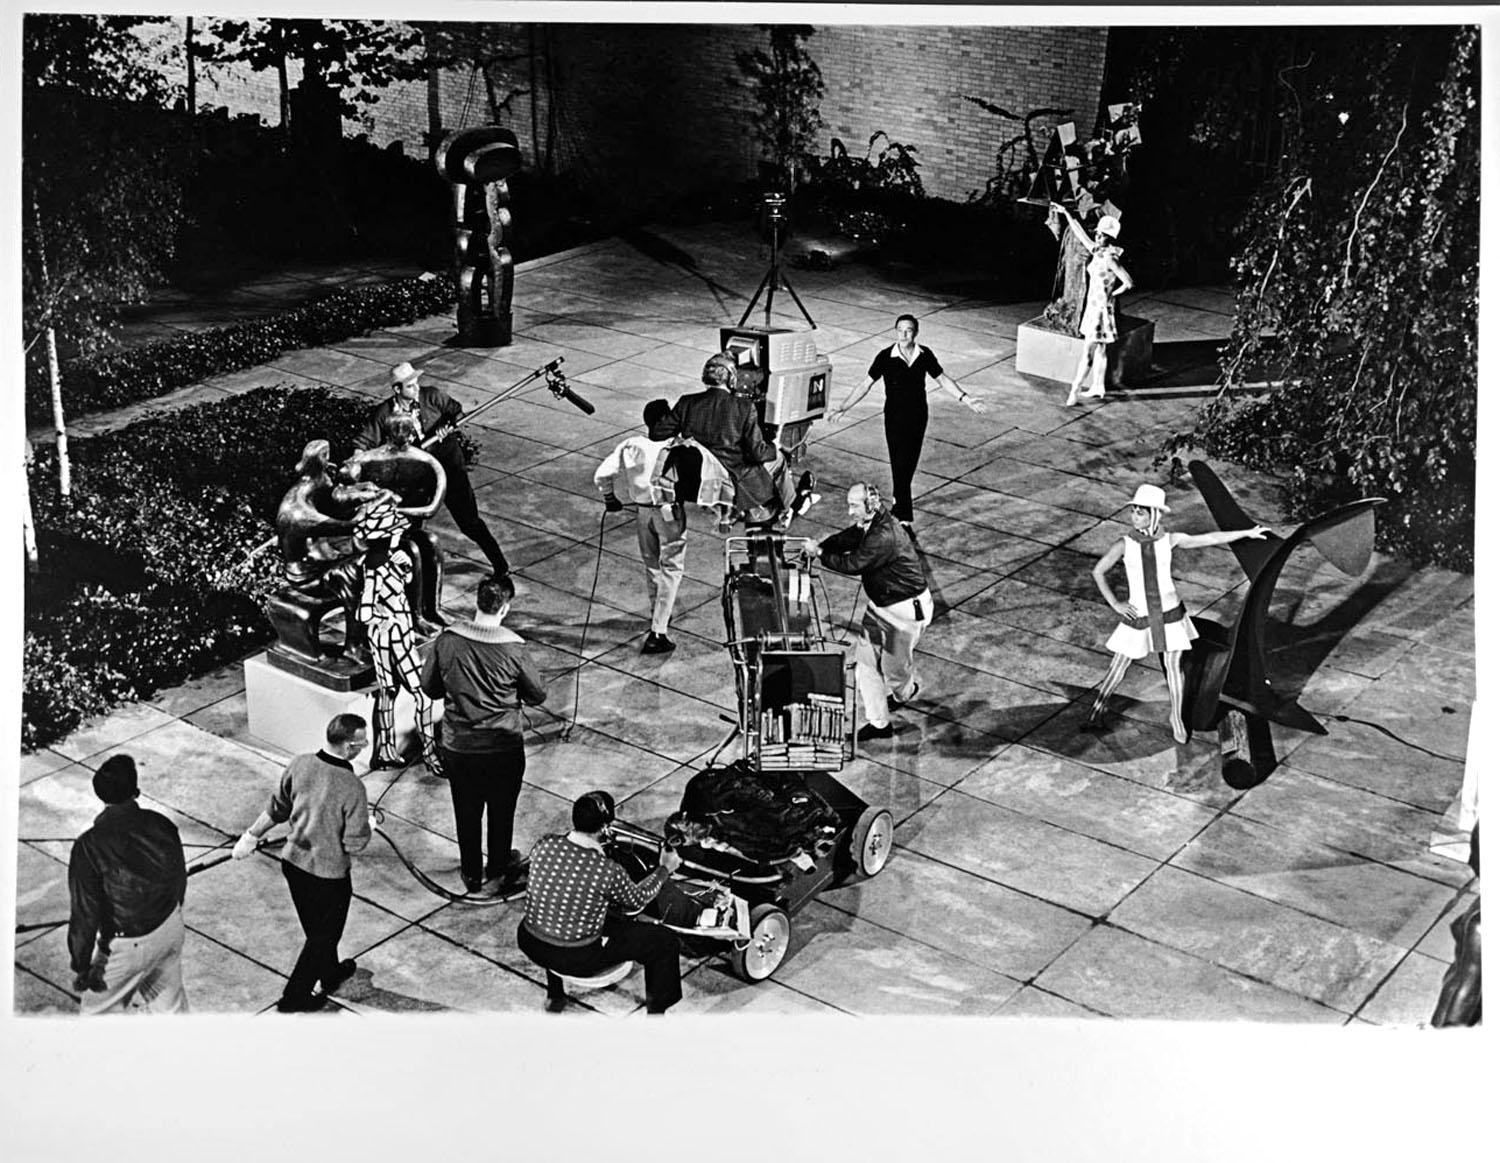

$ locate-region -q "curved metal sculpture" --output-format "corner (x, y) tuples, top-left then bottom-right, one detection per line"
(435, 125), (522, 347)
(1181, 459), (1386, 788)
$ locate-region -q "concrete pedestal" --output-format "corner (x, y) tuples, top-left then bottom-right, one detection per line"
(1015, 313), (1155, 390)
(245, 652), (441, 768)
(1429, 715), (1479, 864)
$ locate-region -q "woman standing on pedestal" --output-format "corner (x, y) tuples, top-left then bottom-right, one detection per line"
(1053, 205), (1134, 406)
(826, 314), (987, 535)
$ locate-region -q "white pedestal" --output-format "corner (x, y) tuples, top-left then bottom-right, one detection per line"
(245, 652), (440, 767)
(1015, 313), (1155, 389)
(1429, 711), (1479, 864)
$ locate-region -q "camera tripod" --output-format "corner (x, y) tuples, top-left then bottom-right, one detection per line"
(739, 194), (817, 329)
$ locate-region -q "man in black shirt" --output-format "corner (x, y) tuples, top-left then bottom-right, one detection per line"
(826, 315), (987, 530)
(68, 754), (189, 1014)
(807, 483), (933, 742)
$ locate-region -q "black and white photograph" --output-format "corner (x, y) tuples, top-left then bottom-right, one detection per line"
(3, 2), (1491, 1157)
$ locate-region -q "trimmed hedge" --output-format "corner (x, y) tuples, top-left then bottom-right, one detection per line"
(23, 386), (373, 751)
(27, 272), (458, 425)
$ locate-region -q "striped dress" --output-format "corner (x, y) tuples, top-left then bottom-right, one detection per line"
(1104, 532), (1199, 658)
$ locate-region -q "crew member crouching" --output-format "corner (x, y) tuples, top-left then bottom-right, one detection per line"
(517, 791), (684, 1014)
(807, 482), (931, 741)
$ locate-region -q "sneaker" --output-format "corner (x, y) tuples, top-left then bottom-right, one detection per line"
(641, 632), (676, 655)
(320, 959), (357, 995)
(888, 681), (921, 710)
(275, 993), (330, 1014)
(856, 722), (895, 742)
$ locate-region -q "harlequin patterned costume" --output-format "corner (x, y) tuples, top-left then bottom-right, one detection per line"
(355, 499), (439, 771)
(1104, 530), (1200, 659)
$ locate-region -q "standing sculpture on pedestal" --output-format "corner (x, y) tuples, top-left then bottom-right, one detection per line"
(435, 126), (522, 347)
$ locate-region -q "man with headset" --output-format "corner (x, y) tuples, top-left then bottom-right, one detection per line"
(517, 791), (684, 1014)
(805, 482), (931, 742)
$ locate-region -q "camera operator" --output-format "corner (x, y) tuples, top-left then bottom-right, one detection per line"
(516, 791), (685, 1014)
(657, 354), (815, 529)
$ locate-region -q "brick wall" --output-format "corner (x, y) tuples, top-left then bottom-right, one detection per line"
(163, 20), (1106, 206)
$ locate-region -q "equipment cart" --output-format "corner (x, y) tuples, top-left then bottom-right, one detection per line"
(611, 532), (894, 983)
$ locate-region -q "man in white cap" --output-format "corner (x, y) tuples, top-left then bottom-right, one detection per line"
(355, 361), (510, 577)
(1087, 483), (1269, 743)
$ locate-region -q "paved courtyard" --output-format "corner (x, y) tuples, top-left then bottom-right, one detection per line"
(11, 222), (1478, 1022)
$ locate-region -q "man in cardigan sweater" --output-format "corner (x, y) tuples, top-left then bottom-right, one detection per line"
(233, 713), (373, 1013)
(421, 572), (547, 897)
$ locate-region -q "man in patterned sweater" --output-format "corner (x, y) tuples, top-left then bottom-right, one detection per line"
(517, 791), (684, 1014)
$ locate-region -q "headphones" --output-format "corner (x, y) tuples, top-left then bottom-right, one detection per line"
(855, 481), (884, 518)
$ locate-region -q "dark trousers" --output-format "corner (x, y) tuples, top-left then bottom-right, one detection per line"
(433, 440), (509, 575)
(517, 918), (683, 1013)
(443, 745), (525, 883)
(281, 862), (352, 1002)
(883, 408), (928, 522)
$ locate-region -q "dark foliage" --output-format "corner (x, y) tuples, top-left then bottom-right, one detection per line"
(1154, 26), (1478, 570)
(23, 387), (372, 751)
(26, 274), (457, 424)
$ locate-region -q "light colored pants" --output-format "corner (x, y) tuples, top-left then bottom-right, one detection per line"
(636, 503), (688, 635)
(80, 904), (189, 1015)
(855, 589), (931, 728)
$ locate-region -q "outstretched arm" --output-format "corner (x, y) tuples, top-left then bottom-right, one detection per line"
(1172, 525), (1272, 551)
(933, 372), (987, 413)
(828, 376), (876, 423)
(1052, 202), (1093, 248)
(1091, 540), (1139, 620)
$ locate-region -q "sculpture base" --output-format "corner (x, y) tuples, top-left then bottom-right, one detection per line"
(245, 652), (441, 768)
(264, 646), (374, 692)
(454, 313), (512, 348)
(1015, 313), (1155, 389)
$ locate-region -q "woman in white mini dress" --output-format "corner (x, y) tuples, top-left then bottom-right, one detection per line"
(1086, 484), (1270, 743)
(1053, 206), (1134, 406)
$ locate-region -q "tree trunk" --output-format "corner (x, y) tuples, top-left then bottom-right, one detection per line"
(22, 438), (39, 572)
(185, 16), (196, 114)
(29, 194), (70, 499)
(271, 20), (290, 131)
(528, 24), (540, 169)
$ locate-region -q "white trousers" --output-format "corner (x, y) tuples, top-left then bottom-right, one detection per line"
(80, 904), (189, 1015)
(855, 589), (931, 728)
(636, 504), (688, 635)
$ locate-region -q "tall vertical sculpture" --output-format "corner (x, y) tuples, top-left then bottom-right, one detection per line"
(435, 126), (522, 347)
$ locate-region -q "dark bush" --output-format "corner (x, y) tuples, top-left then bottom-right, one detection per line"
(23, 386), (372, 751)
(27, 273), (457, 424)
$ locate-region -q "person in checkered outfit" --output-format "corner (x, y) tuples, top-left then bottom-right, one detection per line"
(354, 496), (439, 773)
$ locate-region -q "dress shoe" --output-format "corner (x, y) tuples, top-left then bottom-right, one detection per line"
(545, 996), (568, 1013)
(368, 753), (409, 772)
(275, 993), (330, 1014)
(320, 959), (357, 994)
(485, 850), (528, 881)
(856, 722), (895, 742)
(888, 681), (921, 710)
(641, 632), (676, 655)
(461, 873), (485, 894)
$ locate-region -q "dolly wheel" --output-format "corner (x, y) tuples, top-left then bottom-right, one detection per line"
(850, 807), (895, 877)
(731, 904), (791, 982)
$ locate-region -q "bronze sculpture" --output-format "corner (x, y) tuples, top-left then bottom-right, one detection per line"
(435, 125), (522, 347)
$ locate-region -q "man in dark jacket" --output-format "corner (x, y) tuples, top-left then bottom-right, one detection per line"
(659, 354), (808, 526)
(421, 572), (547, 896)
(68, 754), (189, 1014)
(809, 482), (932, 741)
(355, 360), (510, 577)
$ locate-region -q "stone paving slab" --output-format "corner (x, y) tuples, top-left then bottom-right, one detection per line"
(14, 225), (1476, 1028)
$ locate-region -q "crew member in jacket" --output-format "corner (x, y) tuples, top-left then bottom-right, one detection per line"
(68, 754), (189, 1014)
(807, 482), (932, 741)
(355, 360), (510, 577)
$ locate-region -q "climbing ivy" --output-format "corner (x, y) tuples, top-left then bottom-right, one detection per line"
(1158, 26), (1478, 570)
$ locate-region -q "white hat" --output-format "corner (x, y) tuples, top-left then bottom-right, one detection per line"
(1095, 215), (1121, 239)
(1129, 484), (1170, 512)
(391, 361), (422, 387)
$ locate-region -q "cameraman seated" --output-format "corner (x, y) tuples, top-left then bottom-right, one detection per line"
(517, 791), (684, 1014)
(658, 354), (816, 529)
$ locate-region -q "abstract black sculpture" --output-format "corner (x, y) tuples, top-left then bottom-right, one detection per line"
(435, 125), (522, 347)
